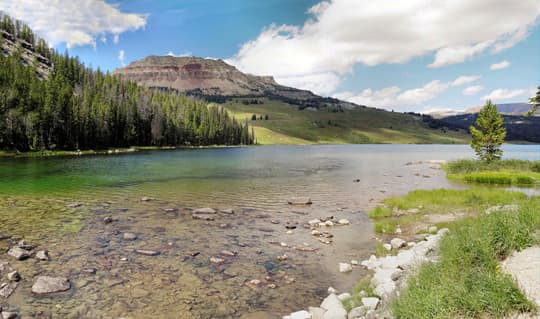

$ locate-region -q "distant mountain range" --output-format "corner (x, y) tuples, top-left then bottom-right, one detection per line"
(427, 103), (536, 119)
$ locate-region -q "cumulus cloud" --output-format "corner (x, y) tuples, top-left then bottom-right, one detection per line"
(118, 49), (125, 66)
(0, 0), (147, 48)
(229, 0), (540, 95)
(335, 75), (484, 109)
(463, 85), (484, 96)
(490, 60), (511, 70)
(482, 88), (527, 101)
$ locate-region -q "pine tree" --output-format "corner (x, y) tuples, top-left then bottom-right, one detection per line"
(527, 86), (540, 116)
(469, 100), (506, 162)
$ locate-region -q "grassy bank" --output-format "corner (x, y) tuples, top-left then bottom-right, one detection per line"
(392, 200), (539, 318)
(368, 188), (529, 234)
(443, 159), (540, 186)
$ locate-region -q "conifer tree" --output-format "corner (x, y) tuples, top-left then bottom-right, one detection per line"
(469, 100), (506, 162)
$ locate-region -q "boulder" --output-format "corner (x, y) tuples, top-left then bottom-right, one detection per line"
(321, 294), (344, 311)
(31, 276), (70, 294)
(390, 238), (406, 250)
(7, 247), (31, 260)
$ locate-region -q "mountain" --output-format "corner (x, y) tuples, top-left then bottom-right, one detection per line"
(115, 56), (470, 144)
(427, 113), (540, 143)
(465, 103), (535, 115)
(114, 56), (358, 110)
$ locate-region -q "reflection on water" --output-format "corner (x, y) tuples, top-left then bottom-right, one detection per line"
(0, 144), (538, 318)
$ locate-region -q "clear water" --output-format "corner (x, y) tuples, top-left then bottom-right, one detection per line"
(0, 144), (537, 318)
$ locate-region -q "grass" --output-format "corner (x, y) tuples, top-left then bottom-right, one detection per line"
(392, 201), (540, 318)
(368, 188), (529, 234)
(223, 98), (469, 145)
(444, 159), (540, 186)
(341, 277), (378, 312)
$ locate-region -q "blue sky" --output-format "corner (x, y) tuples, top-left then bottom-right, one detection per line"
(1, 0), (539, 113)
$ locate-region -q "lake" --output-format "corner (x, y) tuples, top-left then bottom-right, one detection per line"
(0, 144), (538, 318)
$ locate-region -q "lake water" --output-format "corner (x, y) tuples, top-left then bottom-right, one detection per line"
(0, 144), (538, 318)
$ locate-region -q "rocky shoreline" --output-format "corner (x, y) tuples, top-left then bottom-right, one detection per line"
(283, 228), (450, 319)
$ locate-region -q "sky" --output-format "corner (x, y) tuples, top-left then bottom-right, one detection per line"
(1, 0), (539, 113)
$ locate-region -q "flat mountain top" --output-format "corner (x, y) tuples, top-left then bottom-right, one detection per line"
(113, 55), (358, 109)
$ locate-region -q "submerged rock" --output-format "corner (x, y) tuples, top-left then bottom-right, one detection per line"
(287, 197), (312, 205)
(0, 282), (18, 298)
(7, 271), (20, 282)
(31, 276), (70, 294)
(7, 247), (31, 260)
(339, 263), (352, 273)
(35, 250), (49, 261)
(192, 213), (215, 221)
(135, 249), (160, 256)
(193, 207), (217, 214)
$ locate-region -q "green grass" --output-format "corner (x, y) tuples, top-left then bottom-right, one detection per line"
(444, 159), (540, 186)
(368, 188), (529, 234)
(222, 98), (469, 145)
(341, 277), (378, 312)
(392, 201), (540, 318)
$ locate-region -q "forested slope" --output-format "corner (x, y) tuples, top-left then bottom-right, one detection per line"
(0, 13), (254, 151)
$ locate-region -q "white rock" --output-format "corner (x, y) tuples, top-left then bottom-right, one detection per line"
(350, 260), (359, 266)
(289, 310), (312, 319)
(324, 308), (347, 319)
(31, 276), (70, 294)
(309, 307), (325, 319)
(347, 306), (368, 319)
(193, 207), (216, 214)
(325, 221), (334, 227)
(339, 263), (352, 273)
(373, 281), (396, 298)
(390, 238), (406, 250)
(361, 297), (380, 310)
(428, 226), (438, 233)
(382, 243), (392, 251)
(309, 219), (321, 226)
(321, 294), (343, 311)
(337, 293), (351, 301)
(327, 287), (337, 294)
(338, 219), (350, 225)
(395, 227), (402, 234)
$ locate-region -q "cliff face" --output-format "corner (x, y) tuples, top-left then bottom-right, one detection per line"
(113, 56), (357, 109)
(1, 30), (52, 79)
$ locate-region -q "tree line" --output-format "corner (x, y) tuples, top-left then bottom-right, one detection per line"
(0, 13), (254, 151)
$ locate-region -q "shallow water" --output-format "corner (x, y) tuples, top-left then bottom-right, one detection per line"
(0, 144), (537, 318)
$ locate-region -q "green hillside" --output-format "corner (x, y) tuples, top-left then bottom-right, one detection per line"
(222, 98), (469, 144)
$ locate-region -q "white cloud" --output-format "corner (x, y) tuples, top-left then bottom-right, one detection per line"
(482, 88), (527, 101)
(113, 34), (120, 44)
(229, 0), (540, 95)
(335, 75), (482, 109)
(463, 85), (484, 96)
(0, 0), (147, 48)
(451, 75), (480, 87)
(490, 60), (511, 70)
(118, 49), (125, 66)
(166, 51), (192, 57)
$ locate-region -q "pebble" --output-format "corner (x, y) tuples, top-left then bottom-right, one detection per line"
(103, 216), (113, 224)
(7, 247), (31, 260)
(135, 249), (160, 256)
(123, 233), (138, 241)
(35, 250), (49, 261)
(350, 260), (359, 266)
(7, 271), (20, 282)
(210, 257), (225, 264)
(428, 226), (438, 233)
(339, 263), (352, 273)
(220, 250), (236, 257)
(140, 196), (156, 202)
(382, 243), (392, 251)
(337, 219), (350, 225)
(220, 208), (234, 214)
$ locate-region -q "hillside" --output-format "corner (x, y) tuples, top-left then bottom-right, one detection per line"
(115, 56), (470, 144)
(0, 13), (254, 152)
